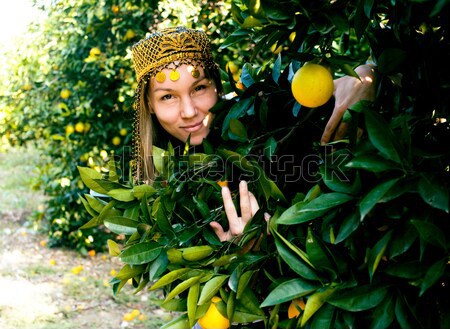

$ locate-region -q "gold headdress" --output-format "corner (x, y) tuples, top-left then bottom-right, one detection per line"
(131, 26), (218, 182)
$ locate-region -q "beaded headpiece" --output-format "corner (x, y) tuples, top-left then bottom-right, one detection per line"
(131, 26), (218, 181)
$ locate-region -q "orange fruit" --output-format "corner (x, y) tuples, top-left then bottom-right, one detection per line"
(65, 124), (75, 135)
(90, 47), (101, 57)
(288, 298), (305, 319)
(198, 296), (230, 329)
(291, 62), (334, 108)
(60, 89), (71, 99)
(124, 29), (136, 41)
(112, 136), (121, 146)
(75, 122), (85, 133)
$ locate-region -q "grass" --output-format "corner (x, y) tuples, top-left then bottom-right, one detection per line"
(0, 143), (48, 213)
(0, 145), (173, 329)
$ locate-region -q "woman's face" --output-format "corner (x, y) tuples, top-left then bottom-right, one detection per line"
(148, 64), (219, 146)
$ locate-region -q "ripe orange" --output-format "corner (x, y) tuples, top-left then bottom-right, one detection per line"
(288, 298), (305, 319)
(198, 296), (230, 329)
(112, 5), (120, 14)
(65, 124), (75, 135)
(60, 89), (71, 99)
(90, 47), (101, 57)
(124, 29), (136, 41)
(112, 136), (121, 146)
(75, 122), (85, 133)
(291, 62), (334, 108)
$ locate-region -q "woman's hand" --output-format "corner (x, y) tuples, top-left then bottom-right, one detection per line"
(321, 64), (376, 145)
(210, 181), (260, 242)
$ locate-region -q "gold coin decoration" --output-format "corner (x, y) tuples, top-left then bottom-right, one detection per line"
(155, 71), (166, 83)
(191, 69), (200, 78)
(169, 70), (180, 81)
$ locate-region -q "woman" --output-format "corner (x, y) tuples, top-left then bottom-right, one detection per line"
(131, 26), (375, 243)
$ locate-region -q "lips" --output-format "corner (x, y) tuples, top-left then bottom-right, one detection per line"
(181, 120), (204, 133)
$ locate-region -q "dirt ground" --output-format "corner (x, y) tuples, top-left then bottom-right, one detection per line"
(0, 209), (174, 329)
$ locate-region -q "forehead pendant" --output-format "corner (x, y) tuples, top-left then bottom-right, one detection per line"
(191, 68), (200, 78)
(155, 71), (166, 83)
(169, 69), (180, 81)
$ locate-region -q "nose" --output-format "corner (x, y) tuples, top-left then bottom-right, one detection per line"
(180, 96), (197, 119)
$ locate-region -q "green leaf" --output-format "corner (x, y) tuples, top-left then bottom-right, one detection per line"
(133, 184), (157, 200)
(197, 275), (229, 305)
(359, 178), (400, 220)
(410, 219), (446, 250)
(107, 239), (121, 256)
(418, 173), (449, 212)
(187, 282), (200, 328)
(345, 154), (401, 173)
(310, 303), (335, 329)
(84, 194), (107, 213)
(368, 230), (393, 281)
(96, 200), (121, 225)
(235, 286), (265, 316)
(369, 293), (395, 329)
(115, 264), (146, 281)
(328, 285), (388, 312)
(221, 97), (254, 136)
(419, 258), (446, 296)
(335, 212), (359, 244)
(119, 241), (163, 265)
(277, 193), (354, 225)
(364, 111), (402, 163)
(236, 270), (255, 299)
(107, 188), (135, 202)
(77, 166), (108, 194)
(306, 227), (336, 275)
(229, 118), (248, 142)
(383, 260), (425, 279)
(160, 314), (190, 329)
(104, 216), (139, 235)
(150, 268), (192, 291)
(301, 286), (336, 327)
(164, 276), (202, 303)
(273, 232), (319, 280)
(272, 228), (315, 268)
(260, 278), (320, 307)
(149, 252), (169, 281)
(395, 294), (418, 329)
(388, 223), (418, 258)
(378, 48), (407, 75)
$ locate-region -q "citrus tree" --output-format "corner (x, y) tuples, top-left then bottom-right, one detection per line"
(0, 0), (236, 252)
(79, 0), (449, 328)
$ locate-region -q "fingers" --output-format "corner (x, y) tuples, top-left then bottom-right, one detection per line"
(321, 105), (346, 145)
(209, 221), (229, 242)
(333, 121), (349, 142)
(239, 181), (254, 225)
(221, 185), (238, 222)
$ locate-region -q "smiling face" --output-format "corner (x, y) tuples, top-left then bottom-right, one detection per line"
(148, 64), (219, 146)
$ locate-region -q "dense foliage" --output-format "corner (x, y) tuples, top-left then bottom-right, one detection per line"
(0, 0), (236, 251)
(1, 0), (449, 327)
(79, 0), (449, 328)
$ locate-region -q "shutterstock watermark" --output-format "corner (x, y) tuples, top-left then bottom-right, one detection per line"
(113, 145), (350, 185)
